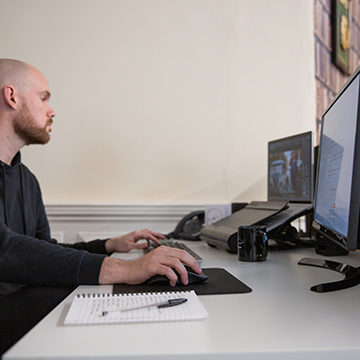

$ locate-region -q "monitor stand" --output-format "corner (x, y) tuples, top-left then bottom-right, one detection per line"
(298, 257), (360, 292)
(315, 233), (349, 256)
(268, 239), (296, 250)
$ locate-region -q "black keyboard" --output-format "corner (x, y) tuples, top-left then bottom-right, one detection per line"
(144, 240), (203, 265)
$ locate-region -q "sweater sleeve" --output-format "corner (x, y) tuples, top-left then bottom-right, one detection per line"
(0, 224), (106, 287)
(60, 239), (109, 254)
(0, 161), (108, 291)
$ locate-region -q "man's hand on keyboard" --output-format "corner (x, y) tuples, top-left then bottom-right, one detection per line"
(99, 246), (202, 286)
(105, 229), (165, 254)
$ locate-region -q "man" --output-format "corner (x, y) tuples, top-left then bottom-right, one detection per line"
(0, 59), (201, 297)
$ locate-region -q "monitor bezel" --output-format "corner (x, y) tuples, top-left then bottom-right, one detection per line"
(312, 65), (360, 252)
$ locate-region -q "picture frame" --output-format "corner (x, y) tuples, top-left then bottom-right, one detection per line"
(332, 0), (351, 75)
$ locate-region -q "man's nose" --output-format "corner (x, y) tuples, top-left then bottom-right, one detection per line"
(48, 106), (56, 118)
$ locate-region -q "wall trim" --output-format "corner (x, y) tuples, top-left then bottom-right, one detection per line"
(45, 204), (205, 244)
(45, 204), (205, 222)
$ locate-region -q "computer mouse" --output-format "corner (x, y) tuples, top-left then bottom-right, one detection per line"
(145, 266), (209, 285)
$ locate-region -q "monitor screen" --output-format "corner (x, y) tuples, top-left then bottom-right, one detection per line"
(268, 131), (313, 203)
(313, 68), (360, 251)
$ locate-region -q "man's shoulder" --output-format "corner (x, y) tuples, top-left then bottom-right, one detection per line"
(20, 163), (38, 179)
(19, 163), (42, 191)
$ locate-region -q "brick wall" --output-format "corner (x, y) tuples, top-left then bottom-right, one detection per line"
(314, 0), (360, 144)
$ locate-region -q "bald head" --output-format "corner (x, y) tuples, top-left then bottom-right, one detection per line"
(0, 59), (43, 97)
(0, 59), (55, 159)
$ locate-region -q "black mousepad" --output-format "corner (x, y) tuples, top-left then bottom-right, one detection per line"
(113, 268), (252, 295)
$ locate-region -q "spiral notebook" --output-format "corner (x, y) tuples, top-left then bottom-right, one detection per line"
(64, 290), (207, 325)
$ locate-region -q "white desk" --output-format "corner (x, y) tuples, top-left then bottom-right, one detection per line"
(4, 241), (360, 360)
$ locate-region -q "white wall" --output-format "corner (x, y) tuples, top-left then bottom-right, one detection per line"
(0, 0), (315, 205)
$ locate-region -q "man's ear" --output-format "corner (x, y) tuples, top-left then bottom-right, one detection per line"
(3, 85), (19, 110)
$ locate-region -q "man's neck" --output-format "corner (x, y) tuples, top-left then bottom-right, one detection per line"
(0, 128), (23, 165)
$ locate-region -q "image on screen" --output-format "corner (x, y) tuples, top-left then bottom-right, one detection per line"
(268, 132), (312, 203)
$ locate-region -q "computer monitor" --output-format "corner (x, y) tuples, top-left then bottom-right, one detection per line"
(313, 69), (360, 252)
(268, 131), (313, 203)
(298, 65), (360, 292)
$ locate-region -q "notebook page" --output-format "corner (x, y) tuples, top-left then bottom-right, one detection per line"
(64, 290), (207, 325)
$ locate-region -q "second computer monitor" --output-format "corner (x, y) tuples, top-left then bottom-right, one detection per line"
(268, 131), (313, 203)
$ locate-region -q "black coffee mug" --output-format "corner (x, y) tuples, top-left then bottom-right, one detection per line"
(238, 225), (268, 262)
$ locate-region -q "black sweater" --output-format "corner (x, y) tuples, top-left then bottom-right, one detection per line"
(0, 152), (107, 297)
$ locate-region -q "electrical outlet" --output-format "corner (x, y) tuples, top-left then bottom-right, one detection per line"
(205, 204), (232, 225)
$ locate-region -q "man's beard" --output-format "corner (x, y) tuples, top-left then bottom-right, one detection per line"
(13, 101), (53, 145)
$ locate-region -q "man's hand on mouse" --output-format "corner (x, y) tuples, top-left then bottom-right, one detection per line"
(98, 246), (202, 286)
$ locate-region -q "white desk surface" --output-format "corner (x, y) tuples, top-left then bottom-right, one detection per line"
(4, 241), (360, 360)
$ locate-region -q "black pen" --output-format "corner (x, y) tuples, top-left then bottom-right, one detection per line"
(102, 298), (187, 316)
